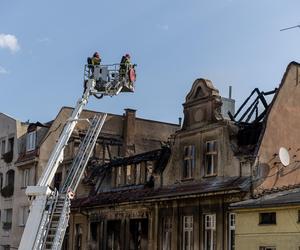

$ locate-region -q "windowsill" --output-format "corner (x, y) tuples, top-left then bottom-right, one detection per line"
(258, 223), (277, 226)
(203, 174), (217, 178)
(181, 178), (194, 182)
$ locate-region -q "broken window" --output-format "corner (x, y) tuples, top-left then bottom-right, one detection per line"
(26, 131), (36, 152)
(162, 217), (172, 250)
(126, 164), (135, 185)
(129, 219), (148, 250)
(204, 214), (216, 250)
(205, 141), (218, 176)
(228, 213), (236, 250)
(116, 166), (124, 187)
(183, 216), (193, 250)
(75, 224), (83, 250)
(183, 145), (195, 179)
(107, 220), (121, 250)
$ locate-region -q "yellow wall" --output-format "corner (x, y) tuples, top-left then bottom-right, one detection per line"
(235, 206), (300, 250)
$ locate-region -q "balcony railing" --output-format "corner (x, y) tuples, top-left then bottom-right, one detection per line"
(2, 222), (12, 230)
(1, 184), (14, 198)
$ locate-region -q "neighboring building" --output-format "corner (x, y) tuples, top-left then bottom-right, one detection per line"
(6, 107), (179, 249)
(0, 113), (28, 250)
(70, 79), (255, 250)
(231, 61), (300, 250)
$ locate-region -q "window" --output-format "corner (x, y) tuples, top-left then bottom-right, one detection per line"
(136, 163), (141, 185)
(298, 210), (300, 223)
(116, 166), (123, 187)
(26, 131), (36, 152)
(3, 208), (12, 230)
(259, 247), (276, 250)
(22, 169), (30, 188)
(183, 145), (195, 179)
(183, 216), (193, 250)
(8, 137), (14, 153)
(19, 206), (29, 226)
(162, 217), (172, 250)
(146, 161), (153, 182)
(1, 138), (6, 155)
(204, 214), (216, 250)
(205, 141), (218, 176)
(0, 173), (3, 189)
(6, 169), (15, 186)
(259, 212), (276, 225)
(228, 213), (236, 250)
(126, 165), (134, 185)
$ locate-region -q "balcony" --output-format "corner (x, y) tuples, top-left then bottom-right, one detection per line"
(2, 222), (12, 231)
(1, 184), (14, 198)
(2, 151), (13, 163)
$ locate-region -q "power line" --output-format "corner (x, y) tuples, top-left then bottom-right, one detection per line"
(280, 25), (300, 31)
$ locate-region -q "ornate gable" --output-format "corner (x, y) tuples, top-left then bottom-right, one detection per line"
(182, 79), (222, 130)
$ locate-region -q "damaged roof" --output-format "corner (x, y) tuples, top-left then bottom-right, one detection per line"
(72, 176), (250, 208)
(85, 147), (171, 184)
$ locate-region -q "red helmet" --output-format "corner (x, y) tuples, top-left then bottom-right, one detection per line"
(93, 52), (100, 58)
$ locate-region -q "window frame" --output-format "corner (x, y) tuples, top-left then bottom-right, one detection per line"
(1, 138), (6, 155)
(26, 131), (36, 152)
(183, 215), (193, 250)
(204, 214), (216, 250)
(162, 217), (172, 250)
(259, 212), (276, 225)
(259, 247), (276, 250)
(204, 141), (218, 176)
(22, 168), (30, 188)
(228, 213), (236, 250)
(183, 145), (195, 179)
(18, 206), (29, 227)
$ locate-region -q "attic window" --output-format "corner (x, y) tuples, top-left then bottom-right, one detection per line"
(205, 141), (218, 176)
(259, 212), (276, 225)
(194, 87), (204, 98)
(183, 145), (195, 179)
(26, 131), (36, 152)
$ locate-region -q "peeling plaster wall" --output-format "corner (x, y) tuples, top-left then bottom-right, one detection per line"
(255, 63), (300, 192)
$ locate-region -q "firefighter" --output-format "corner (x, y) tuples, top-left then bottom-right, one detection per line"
(119, 53), (131, 79)
(91, 52), (101, 66)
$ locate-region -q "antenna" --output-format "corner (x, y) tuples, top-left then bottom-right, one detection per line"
(280, 25), (300, 31)
(279, 147), (290, 166)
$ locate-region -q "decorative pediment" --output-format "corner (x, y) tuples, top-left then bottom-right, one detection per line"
(185, 79), (219, 103)
(182, 78), (222, 130)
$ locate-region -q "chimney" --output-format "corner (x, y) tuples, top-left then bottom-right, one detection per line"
(123, 108), (136, 156)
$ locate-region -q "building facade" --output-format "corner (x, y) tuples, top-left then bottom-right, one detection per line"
(231, 62), (300, 250)
(69, 79), (254, 250)
(0, 113), (28, 250)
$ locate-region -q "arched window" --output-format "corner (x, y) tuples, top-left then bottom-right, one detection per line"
(6, 170), (14, 186)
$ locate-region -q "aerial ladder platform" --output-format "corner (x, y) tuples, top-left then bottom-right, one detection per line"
(18, 62), (136, 250)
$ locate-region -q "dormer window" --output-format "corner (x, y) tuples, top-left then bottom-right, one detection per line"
(183, 145), (195, 179)
(205, 141), (218, 176)
(26, 131), (36, 152)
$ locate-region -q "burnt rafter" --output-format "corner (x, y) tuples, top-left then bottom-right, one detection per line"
(229, 88), (277, 124)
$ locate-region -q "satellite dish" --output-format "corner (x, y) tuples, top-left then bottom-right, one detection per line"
(279, 147), (290, 166)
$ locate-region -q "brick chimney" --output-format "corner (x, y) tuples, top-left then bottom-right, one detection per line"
(123, 108), (136, 156)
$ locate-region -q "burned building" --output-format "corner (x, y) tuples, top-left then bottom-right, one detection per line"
(68, 78), (272, 250)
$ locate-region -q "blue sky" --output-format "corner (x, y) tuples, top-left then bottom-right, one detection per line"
(1, 0), (300, 124)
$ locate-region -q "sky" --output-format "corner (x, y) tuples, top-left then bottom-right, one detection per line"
(1, 0), (300, 124)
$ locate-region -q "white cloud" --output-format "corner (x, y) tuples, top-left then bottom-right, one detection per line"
(0, 66), (9, 74)
(0, 34), (20, 53)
